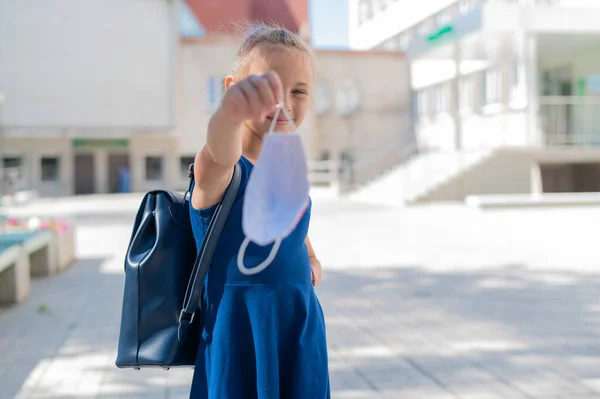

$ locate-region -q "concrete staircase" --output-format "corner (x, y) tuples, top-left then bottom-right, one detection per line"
(347, 149), (495, 206)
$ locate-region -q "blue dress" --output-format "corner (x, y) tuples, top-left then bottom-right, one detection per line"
(188, 156), (330, 399)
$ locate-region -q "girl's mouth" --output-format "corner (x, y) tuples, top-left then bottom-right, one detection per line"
(266, 116), (290, 125)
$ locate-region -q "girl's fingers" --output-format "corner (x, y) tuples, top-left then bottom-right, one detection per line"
(261, 70), (284, 103)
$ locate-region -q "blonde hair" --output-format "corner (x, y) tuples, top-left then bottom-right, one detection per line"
(233, 23), (312, 78)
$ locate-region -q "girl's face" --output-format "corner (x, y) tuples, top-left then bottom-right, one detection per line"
(231, 45), (313, 135)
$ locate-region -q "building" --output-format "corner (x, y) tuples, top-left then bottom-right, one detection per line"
(349, 0), (600, 202)
(0, 0), (410, 197)
(177, 36), (411, 191)
(0, 0), (180, 197)
(184, 0), (311, 42)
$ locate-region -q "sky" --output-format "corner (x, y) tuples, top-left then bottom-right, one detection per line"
(310, 0), (349, 49)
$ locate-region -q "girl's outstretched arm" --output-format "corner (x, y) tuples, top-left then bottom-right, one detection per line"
(192, 71), (283, 209)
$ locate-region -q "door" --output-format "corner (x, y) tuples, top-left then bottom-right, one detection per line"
(108, 154), (130, 193)
(74, 154), (95, 195)
(541, 164), (574, 193)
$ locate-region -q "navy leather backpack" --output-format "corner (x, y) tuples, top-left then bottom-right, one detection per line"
(115, 163), (242, 369)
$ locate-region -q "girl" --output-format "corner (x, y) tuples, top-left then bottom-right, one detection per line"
(188, 24), (330, 398)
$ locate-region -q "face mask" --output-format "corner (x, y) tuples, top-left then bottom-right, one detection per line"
(237, 102), (310, 275)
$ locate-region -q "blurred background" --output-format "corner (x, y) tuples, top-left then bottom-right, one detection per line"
(2, 0), (600, 398)
(3, 0), (600, 203)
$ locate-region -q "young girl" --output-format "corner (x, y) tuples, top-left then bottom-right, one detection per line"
(188, 24), (330, 398)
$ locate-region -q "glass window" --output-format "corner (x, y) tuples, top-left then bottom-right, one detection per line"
(484, 69), (503, 104)
(416, 90), (429, 120)
(433, 84), (449, 115)
(207, 77), (225, 112)
(435, 10), (452, 26)
(314, 81), (332, 115)
(460, 77), (474, 111)
(41, 157), (60, 182)
(2, 156), (23, 179)
(2, 156), (22, 169)
(459, 0), (479, 14)
(145, 156), (164, 181)
(399, 29), (414, 51)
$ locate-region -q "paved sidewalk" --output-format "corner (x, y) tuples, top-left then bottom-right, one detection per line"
(1, 195), (600, 398)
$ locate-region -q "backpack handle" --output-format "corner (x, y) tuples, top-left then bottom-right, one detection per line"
(177, 162), (242, 343)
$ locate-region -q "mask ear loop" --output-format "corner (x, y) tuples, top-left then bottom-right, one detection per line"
(237, 237), (282, 276)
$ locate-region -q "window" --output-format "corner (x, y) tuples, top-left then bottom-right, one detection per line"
(41, 157), (60, 182)
(207, 77), (225, 112)
(432, 84), (449, 115)
(435, 10), (452, 27)
(314, 81), (332, 115)
(179, 156), (195, 180)
(145, 156), (164, 181)
(459, 0), (479, 14)
(2, 156), (22, 169)
(398, 30), (413, 51)
(511, 60), (526, 103)
(460, 77), (474, 111)
(2, 156), (23, 179)
(416, 90), (429, 120)
(484, 69), (503, 105)
(417, 17), (435, 36)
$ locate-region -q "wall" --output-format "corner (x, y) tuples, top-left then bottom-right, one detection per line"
(416, 146), (600, 202)
(417, 110), (529, 151)
(177, 37), (240, 158)
(312, 49), (412, 162)
(422, 149), (536, 202)
(348, 0), (459, 50)
(0, 0), (177, 130)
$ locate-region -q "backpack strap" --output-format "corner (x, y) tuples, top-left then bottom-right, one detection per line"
(178, 162), (242, 343)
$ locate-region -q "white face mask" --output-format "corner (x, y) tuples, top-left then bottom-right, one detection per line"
(237, 102), (310, 275)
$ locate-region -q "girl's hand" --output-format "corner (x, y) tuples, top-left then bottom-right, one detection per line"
(310, 257), (322, 287)
(220, 71), (283, 123)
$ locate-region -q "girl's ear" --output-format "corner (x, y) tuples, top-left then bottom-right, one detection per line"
(224, 75), (236, 91)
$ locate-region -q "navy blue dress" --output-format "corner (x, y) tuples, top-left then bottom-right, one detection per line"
(188, 156), (330, 399)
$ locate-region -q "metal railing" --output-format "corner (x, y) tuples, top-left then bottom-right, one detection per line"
(308, 159), (339, 185)
(539, 96), (600, 147)
(307, 129), (418, 191)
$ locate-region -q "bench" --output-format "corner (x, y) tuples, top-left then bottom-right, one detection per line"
(0, 231), (58, 277)
(0, 244), (31, 305)
(54, 227), (76, 272)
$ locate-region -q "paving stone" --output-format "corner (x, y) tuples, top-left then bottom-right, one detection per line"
(2, 195), (600, 398)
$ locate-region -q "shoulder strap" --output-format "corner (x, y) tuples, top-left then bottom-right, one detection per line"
(178, 163), (242, 343)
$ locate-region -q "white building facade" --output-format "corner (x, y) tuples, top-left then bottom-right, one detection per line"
(349, 0), (600, 196)
(0, 0), (180, 197)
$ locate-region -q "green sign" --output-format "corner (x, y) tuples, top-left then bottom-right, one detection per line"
(427, 25), (455, 43)
(72, 139), (129, 150)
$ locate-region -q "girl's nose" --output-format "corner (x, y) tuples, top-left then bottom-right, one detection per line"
(280, 92), (292, 111)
